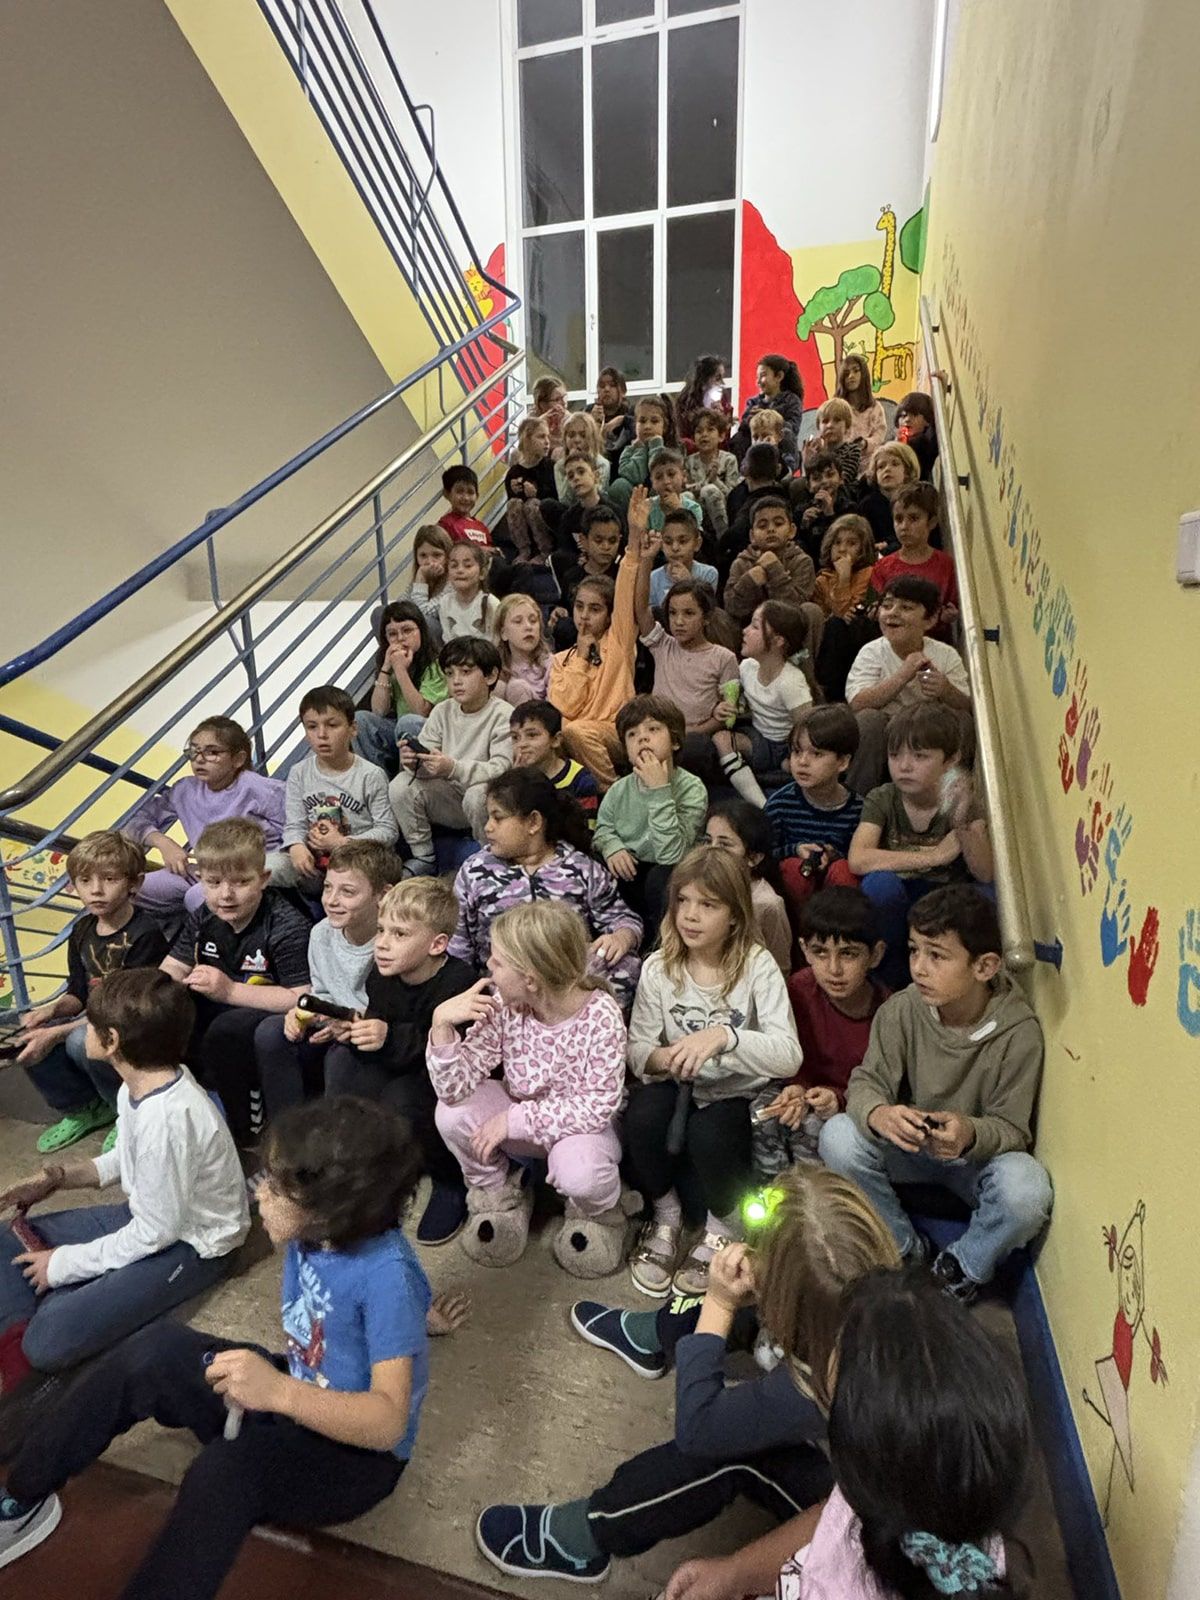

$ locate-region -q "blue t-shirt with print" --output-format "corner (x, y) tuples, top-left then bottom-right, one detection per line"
(280, 1229), (431, 1459)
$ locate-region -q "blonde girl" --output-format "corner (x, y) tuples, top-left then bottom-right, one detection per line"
(427, 901), (629, 1276)
(475, 1165), (900, 1585)
(555, 411), (612, 496)
(493, 592), (551, 707)
(859, 441), (921, 553)
(836, 352), (888, 470)
(437, 540), (500, 642)
(407, 524), (452, 618)
(624, 846), (801, 1298)
(505, 417), (557, 562)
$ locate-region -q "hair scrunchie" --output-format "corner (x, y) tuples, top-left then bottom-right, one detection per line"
(899, 1531), (1000, 1594)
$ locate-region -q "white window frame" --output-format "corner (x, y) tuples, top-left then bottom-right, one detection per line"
(499, 0), (744, 402)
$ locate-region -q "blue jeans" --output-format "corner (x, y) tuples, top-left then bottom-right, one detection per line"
(818, 1113), (1052, 1285)
(858, 871), (932, 988)
(354, 710), (426, 775)
(0, 1203), (232, 1371)
(26, 1021), (122, 1112)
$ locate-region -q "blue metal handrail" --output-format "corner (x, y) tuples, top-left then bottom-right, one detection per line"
(0, 715), (155, 790)
(0, 320), (510, 691)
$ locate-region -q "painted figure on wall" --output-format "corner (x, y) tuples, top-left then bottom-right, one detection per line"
(1083, 1200), (1168, 1523)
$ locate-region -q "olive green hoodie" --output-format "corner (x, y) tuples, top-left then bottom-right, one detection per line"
(845, 973), (1043, 1162)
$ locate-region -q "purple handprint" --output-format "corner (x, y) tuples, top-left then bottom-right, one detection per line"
(1076, 707), (1101, 788)
(1076, 818), (1100, 895)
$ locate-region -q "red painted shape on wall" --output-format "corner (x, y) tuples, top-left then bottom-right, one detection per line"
(456, 243), (510, 455)
(737, 200), (828, 413)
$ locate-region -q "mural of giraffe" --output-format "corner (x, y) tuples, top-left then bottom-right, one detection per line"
(872, 207), (913, 388)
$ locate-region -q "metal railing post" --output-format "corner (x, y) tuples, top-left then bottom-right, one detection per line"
(0, 868), (30, 1013)
(240, 612), (268, 771)
(296, 0), (310, 97)
(373, 492), (389, 604)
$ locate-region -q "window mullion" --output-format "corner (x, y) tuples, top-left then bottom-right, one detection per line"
(655, 11), (668, 385)
(582, 25), (597, 390)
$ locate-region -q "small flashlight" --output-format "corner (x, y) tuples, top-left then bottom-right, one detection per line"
(742, 1186), (783, 1228)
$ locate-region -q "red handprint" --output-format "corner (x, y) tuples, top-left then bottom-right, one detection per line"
(1150, 1328), (1168, 1385)
(1127, 907), (1160, 1007)
(1058, 734), (1075, 793)
(1064, 662), (1088, 738)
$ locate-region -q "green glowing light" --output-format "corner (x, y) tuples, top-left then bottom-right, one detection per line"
(742, 1186), (784, 1228)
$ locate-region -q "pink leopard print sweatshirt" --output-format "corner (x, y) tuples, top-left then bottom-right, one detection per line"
(426, 988), (627, 1146)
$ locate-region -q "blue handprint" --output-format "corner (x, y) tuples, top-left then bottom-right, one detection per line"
(1031, 565), (1051, 631)
(1044, 587), (1077, 682)
(1052, 653), (1069, 698)
(1104, 805), (1133, 881)
(1177, 910), (1200, 1037)
(1007, 485), (1022, 549)
(1100, 878), (1131, 967)
(988, 407), (1004, 467)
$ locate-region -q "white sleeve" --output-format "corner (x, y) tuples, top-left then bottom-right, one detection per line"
(92, 1147), (122, 1188)
(844, 640), (882, 702)
(627, 958), (667, 1079)
(697, 949), (803, 1092)
(46, 1105), (197, 1288)
(282, 762), (308, 847)
(942, 644), (971, 696)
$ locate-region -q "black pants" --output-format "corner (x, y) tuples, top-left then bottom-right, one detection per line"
(623, 1080), (753, 1220)
(323, 1047), (463, 1187)
(615, 863), (673, 949)
(587, 1436), (830, 1557)
(7, 1321), (404, 1600)
(187, 1000), (268, 1147)
(254, 1014), (329, 1121)
(654, 1296), (759, 1364)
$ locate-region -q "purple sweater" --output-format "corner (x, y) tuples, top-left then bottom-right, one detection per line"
(127, 772), (286, 853)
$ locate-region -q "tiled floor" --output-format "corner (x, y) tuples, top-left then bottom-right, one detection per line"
(0, 1114), (1074, 1598)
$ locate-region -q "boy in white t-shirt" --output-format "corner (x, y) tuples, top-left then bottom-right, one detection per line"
(845, 574), (971, 795)
(713, 600), (812, 807)
(0, 968), (248, 1391)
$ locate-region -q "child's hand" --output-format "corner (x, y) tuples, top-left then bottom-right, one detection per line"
(347, 1016), (387, 1052)
(14, 1249), (56, 1295)
(0, 1166), (64, 1213)
(661, 1026), (729, 1080)
(792, 842), (828, 865)
(590, 929), (636, 967)
(206, 1348), (289, 1415)
(605, 849), (638, 881)
(427, 1291), (471, 1337)
(431, 978), (498, 1032)
(15, 1029), (59, 1067)
(924, 1110), (975, 1160)
(943, 771), (978, 831)
(632, 749), (670, 790)
(758, 1083), (806, 1128)
(283, 1007), (307, 1044)
(398, 740), (422, 772)
(917, 663), (951, 700)
(805, 1086), (839, 1120)
(523, 482), (538, 500)
(590, 402), (606, 430)
(20, 1002), (60, 1032)
(664, 1554), (746, 1600)
(705, 1241), (757, 1312)
(418, 751), (455, 780)
(184, 967), (235, 1005)
(158, 838), (191, 878)
(312, 819), (348, 849)
(288, 842), (317, 876)
(627, 484), (651, 539)
(868, 1103), (931, 1154)
(470, 1109), (510, 1164)
(927, 831), (963, 868)
(547, 606), (568, 629)
(833, 553), (854, 584)
(385, 640), (414, 675)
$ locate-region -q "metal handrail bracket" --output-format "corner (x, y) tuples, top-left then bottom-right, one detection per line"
(919, 297), (1037, 973)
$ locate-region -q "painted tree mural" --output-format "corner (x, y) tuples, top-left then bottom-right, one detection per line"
(796, 264), (895, 374)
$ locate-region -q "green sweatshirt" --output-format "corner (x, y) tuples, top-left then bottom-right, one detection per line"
(845, 974), (1043, 1162)
(593, 768), (707, 867)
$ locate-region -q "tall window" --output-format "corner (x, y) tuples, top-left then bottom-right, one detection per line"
(508, 0), (742, 397)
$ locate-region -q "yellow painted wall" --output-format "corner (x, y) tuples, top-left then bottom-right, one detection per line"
(924, 3), (1200, 1593)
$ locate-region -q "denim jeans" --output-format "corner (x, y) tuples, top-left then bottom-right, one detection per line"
(0, 1203), (233, 1371)
(25, 1021), (121, 1112)
(818, 1113), (1053, 1285)
(353, 710), (426, 775)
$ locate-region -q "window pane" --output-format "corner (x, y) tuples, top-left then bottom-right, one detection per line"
(593, 37), (658, 217)
(667, 19), (738, 205)
(668, 0), (724, 13)
(598, 227), (655, 383)
(518, 0), (582, 48)
(525, 232), (586, 391)
(597, 0), (653, 23)
(520, 53), (584, 226)
(666, 211), (734, 383)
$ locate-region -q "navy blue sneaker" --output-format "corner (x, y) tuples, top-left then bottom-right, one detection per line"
(417, 1181), (468, 1246)
(0, 1492), (61, 1569)
(476, 1504), (609, 1584)
(570, 1300), (666, 1379)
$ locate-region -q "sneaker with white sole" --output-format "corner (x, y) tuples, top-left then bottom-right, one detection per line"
(570, 1301), (666, 1379)
(0, 1491), (61, 1569)
(628, 1220), (680, 1298)
(476, 1503), (609, 1584)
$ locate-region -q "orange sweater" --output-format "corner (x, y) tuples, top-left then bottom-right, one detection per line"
(549, 551), (638, 723)
(813, 564), (874, 618)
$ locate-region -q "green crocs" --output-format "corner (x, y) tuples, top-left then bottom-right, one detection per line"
(36, 1100), (117, 1155)
(101, 1123), (119, 1155)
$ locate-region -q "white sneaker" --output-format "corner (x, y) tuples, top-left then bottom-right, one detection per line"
(0, 1491), (61, 1568)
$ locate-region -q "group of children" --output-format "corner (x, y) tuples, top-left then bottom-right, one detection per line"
(0, 353), (1049, 1598)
